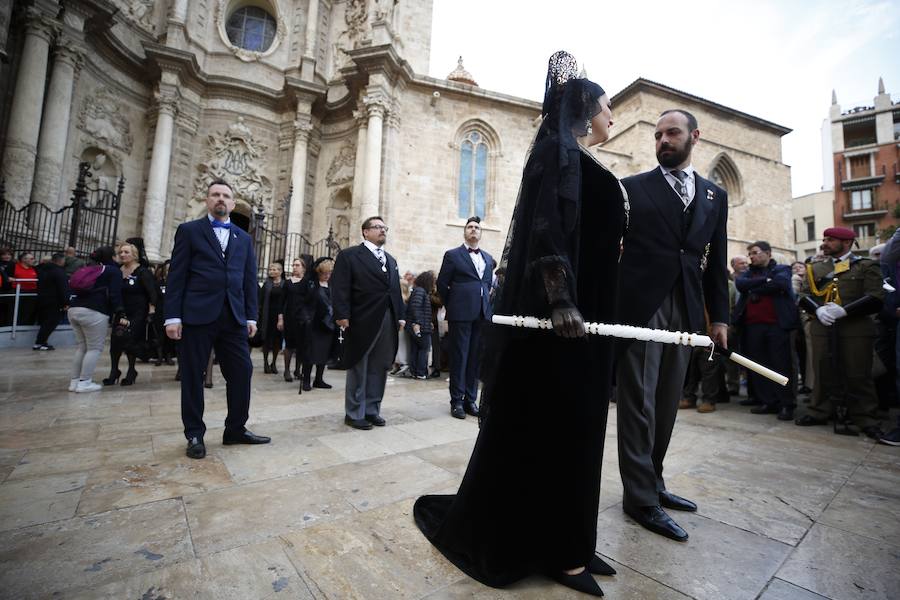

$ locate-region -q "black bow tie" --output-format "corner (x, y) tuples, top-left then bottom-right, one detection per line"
(467, 247), (480, 254)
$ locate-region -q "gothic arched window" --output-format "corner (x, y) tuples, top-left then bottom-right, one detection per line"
(458, 131), (489, 219)
(226, 6), (277, 52)
(709, 153), (743, 207)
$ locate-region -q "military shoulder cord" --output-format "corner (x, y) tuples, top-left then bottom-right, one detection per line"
(805, 263), (841, 305)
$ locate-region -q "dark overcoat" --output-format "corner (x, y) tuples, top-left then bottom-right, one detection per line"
(330, 243), (404, 368)
(616, 168), (730, 333)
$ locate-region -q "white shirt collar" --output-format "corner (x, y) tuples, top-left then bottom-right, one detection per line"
(660, 164), (695, 178)
(836, 251), (853, 262)
(363, 240), (383, 253)
(465, 243), (480, 251)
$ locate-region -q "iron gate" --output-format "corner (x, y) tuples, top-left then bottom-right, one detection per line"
(248, 204), (342, 280)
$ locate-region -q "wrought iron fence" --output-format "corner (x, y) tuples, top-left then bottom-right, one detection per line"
(0, 162), (123, 260)
(248, 204), (342, 281)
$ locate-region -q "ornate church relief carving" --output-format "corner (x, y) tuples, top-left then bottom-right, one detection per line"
(111, 0), (156, 34)
(333, 0), (369, 70)
(192, 117), (274, 213)
(326, 139), (356, 187)
(374, 0), (397, 22)
(76, 88), (134, 154)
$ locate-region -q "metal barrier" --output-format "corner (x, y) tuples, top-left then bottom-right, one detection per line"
(0, 278), (38, 340)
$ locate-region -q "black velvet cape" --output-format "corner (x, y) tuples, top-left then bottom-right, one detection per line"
(413, 135), (628, 587)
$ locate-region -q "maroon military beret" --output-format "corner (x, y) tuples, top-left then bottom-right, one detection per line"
(823, 227), (856, 240)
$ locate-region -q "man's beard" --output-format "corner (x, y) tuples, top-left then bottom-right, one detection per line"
(213, 204), (228, 217)
(657, 139), (693, 169)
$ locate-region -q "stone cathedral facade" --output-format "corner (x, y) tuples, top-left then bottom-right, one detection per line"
(0, 0), (794, 270)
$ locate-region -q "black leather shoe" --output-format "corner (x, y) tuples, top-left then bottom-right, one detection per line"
(344, 415), (373, 430)
(750, 404), (779, 414)
(588, 554), (616, 576)
(623, 504), (688, 541)
(739, 398), (761, 406)
(777, 407), (795, 421)
(186, 437), (206, 459)
(302, 383), (312, 392)
(429, 370), (441, 378)
(365, 414), (386, 427)
(795, 414), (829, 426)
(862, 426), (884, 440)
(659, 490), (697, 512)
(798, 385), (812, 395)
(549, 569), (603, 597)
(450, 405), (466, 419)
(463, 403), (479, 417)
(313, 380), (332, 389)
(222, 430), (271, 445)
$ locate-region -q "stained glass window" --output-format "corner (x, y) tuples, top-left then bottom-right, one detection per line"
(226, 6), (277, 52)
(458, 131), (488, 219)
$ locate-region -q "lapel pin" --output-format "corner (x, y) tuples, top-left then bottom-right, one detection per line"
(707, 189), (715, 201)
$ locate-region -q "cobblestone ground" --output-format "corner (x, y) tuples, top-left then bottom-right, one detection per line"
(0, 346), (897, 599)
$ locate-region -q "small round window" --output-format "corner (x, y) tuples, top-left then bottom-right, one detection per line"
(225, 6), (277, 52)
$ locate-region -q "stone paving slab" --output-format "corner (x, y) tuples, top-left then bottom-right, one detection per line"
(0, 347), (898, 599)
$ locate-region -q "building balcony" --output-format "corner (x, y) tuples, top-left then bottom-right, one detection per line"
(840, 164), (887, 191)
(842, 199), (889, 220)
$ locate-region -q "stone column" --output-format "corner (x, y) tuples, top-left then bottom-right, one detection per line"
(300, 0), (319, 79)
(31, 41), (84, 207)
(166, 0), (189, 47)
(142, 88), (180, 262)
(351, 109), (368, 227)
(360, 94), (388, 220)
(286, 116), (314, 236)
(0, 8), (58, 206)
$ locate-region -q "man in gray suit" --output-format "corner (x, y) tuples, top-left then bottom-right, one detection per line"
(616, 110), (730, 541)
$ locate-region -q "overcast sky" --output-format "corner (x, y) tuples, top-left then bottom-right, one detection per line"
(428, 0), (899, 198)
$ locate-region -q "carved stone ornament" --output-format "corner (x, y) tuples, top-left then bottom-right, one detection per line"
(192, 117), (274, 210)
(76, 87), (134, 154)
(333, 0), (370, 71)
(216, 0), (287, 63)
(110, 0), (156, 34)
(326, 139), (356, 187)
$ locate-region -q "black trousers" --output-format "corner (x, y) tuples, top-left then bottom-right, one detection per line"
(448, 319), (483, 406)
(35, 302), (62, 345)
(179, 303), (252, 441)
(742, 323), (795, 409)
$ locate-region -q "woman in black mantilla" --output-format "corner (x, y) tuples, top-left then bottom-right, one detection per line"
(413, 51), (628, 597)
(302, 257), (336, 392)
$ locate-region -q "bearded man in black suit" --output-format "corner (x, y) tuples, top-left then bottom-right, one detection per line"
(331, 216), (404, 430)
(616, 109), (730, 541)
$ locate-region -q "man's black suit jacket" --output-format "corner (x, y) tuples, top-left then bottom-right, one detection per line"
(331, 243), (404, 369)
(616, 167), (729, 333)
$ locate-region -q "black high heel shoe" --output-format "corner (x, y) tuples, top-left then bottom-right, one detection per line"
(120, 370), (138, 386)
(550, 569), (603, 597)
(103, 369), (121, 386)
(284, 372), (293, 382)
(589, 554), (616, 576)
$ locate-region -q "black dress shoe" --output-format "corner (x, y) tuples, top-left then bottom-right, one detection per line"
(623, 504), (688, 542)
(222, 430), (271, 445)
(795, 414), (829, 426)
(549, 569), (603, 597)
(450, 405), (466, 419)
(659, 490), (697, 512)
(862, 426), (884, 440)
(365, 414), (386, 427)
(588, 554), (616, 576)
(739, 398), (761, 406)
(186, 437), (206, 459)
(798, 385), (812, 395)
(313, 380), (332, 389)
(344, 415), (373, 430)
(750, 404), (779, 415)
(302, 383), (312, 392)
(463, 403), (479, 417)
(777, 407), (795, 421)
(429, 370), (441, 378)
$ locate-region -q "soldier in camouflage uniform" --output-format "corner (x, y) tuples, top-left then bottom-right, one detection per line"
(796, 227), (884, 438)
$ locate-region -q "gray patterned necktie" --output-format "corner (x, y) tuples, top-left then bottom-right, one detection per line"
(671, 170), (688, 204)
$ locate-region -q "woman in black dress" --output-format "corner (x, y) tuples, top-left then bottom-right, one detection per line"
(151, 261), (176, 366)
(278, 257), (312, 383)
(302, 257), (335, 392)
(258, 262), (285, 374)
(413, 51), (627, 597)
(405, 270), (435, 379)
(104, 242), (157, 386)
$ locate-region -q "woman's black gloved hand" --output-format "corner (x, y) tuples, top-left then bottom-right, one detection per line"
(551, 306), (586, 338)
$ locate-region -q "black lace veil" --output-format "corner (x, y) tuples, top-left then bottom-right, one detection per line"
(479, 51), (607, 425)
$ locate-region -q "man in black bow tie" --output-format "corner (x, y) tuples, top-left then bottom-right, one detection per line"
(616, 110), (730, 541)
(437, 216), (495, 419)
(165, 179), (271, 459)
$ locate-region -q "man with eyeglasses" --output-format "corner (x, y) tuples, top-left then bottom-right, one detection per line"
(331, 216), (404, 430)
